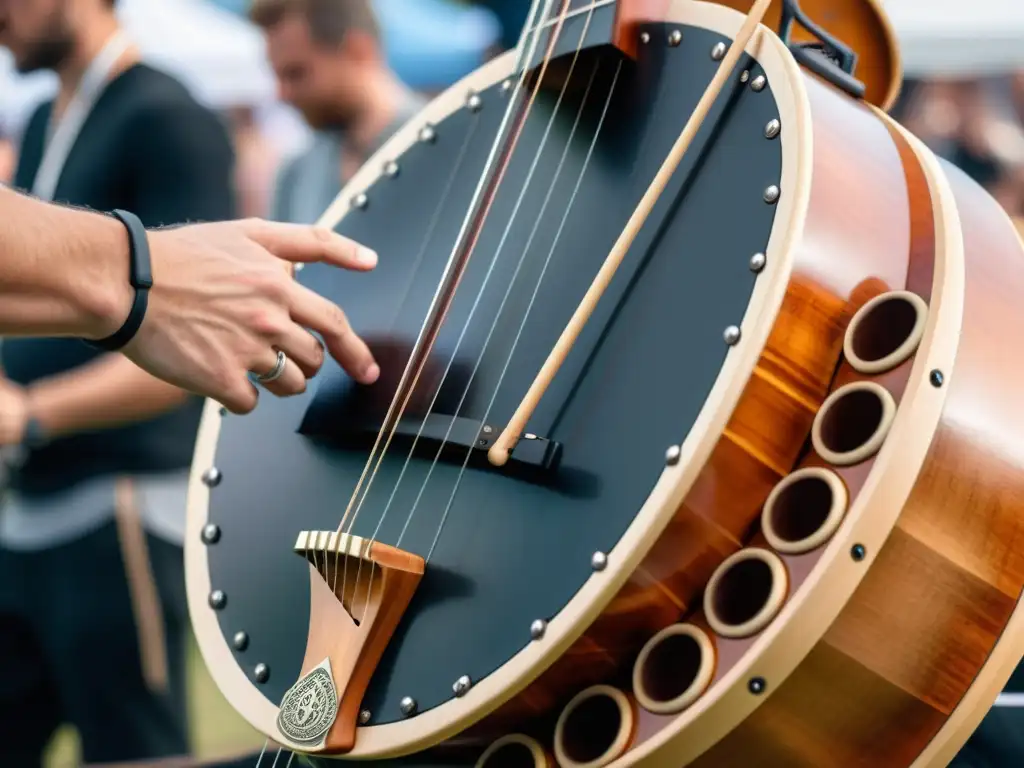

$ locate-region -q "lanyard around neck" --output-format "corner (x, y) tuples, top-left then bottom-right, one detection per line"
(31, 31), (132, 202)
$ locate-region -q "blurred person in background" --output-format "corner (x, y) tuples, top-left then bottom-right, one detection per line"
(0, 0), (235, 763)
(249, 0), (424, 224)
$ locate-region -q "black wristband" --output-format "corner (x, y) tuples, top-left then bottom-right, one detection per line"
(87, 209), (153, 351)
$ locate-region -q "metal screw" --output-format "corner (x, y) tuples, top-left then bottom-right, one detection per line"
(359, 710), (372, 725)
(467, 92), (483, 112)
(751, 74), (766, 91)
(765, 119), (781, 139)
(201, 524), (221, 545)
(400, 696), (417, 716)
(591, 551), (608, 571)
(530, 619), (547, 640)
(254, 663), (270, 684)
(453, 675), (472, 697)
(482, 425), (493, 434)
(419, 124), (437, 143)
(202, 467), (222, 488)
(641, 31), (650, 44)
(501, 79), (513, 93)
(665, 445), (681, 466)
(208, 590), (226, 610)
(763, 185), (780, 204)
(711, 42), (727, 60)
(748, 677), (766, 695)
(232, 631), (249, 651)
(352, 193), (369, 210)
(668, 30), (682, 46)
(851, 544), (867, 562)
(384, 160), (399, 178)
(218, 407), (228, 417)
(294, 264), (304, 273)
(750, 252), (767, 273)
(740, 70), (750, 83)
(930, 370), (944, 388)
(724, 326), (742, 346)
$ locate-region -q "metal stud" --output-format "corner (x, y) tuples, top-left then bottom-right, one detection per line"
(352, 192), (369, 210)
(384, 160), (400, 178)
(254, 663), (270, 684)
(530, 619), (547, 640)
(748, 677), (766, 695)
(208, 590), (226, 610)
(724, 326), (742, 346)
(400, 696), (418, 716)
(202, 467), (222, 488)
(668, 30), (682, 46)
(764, 119), (781, 139)
(665, 445), (681, 466)
(740, 69), (750, 83)
(467, 92), (483, 112)
(218, 406), (228, 417)
(711, 42), (727, 60)
(640, 31), (650, 44)
(294, 264), (304, 273)
(501, 79), (513, 94)
(359, 710), (372, 725)
(232, 631), (249, 651)
(763, 185), (780, 204)
(591, 551), (608, 571)
(930, 370), (945, 388)
(851, 544), (867, 562)
(453, 675), (472, 697)
(751, 74), (766, 92)
(419, 124), (437, 143)
(749, 252), (767, 273)
(201, 524), (221, 545)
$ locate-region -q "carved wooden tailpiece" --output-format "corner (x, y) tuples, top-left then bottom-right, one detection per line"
(275, 531), (424, 754)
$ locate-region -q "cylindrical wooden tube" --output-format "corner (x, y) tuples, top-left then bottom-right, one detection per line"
(553, 684), (636, 768)
(761, 467), (849, 555)
(811, 381), (897, 467)
(476, 733), (552, 768)
(632, 623), (716, 715)
(704, 547), (789, 639)
(844, 290), (928, 375)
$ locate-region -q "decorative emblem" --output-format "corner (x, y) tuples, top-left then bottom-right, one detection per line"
(277, 659), (339, 746)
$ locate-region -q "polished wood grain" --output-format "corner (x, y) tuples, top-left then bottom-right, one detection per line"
(459, 60), (915, 751)
(686, 115), (1024, 768)
(290, 535), (424, 754)
(714, 0), (901, 110)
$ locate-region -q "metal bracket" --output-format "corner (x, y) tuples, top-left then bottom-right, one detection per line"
(779, 0), (866, 101)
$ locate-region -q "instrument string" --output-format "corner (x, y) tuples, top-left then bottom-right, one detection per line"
(334, 0), (573, 607)
(326, 111), (486, 593)
(252, 739), (268, 768)
(426, 60), (622, 562)
(331, 0), (553, 555)
(354, 6), (598, 609)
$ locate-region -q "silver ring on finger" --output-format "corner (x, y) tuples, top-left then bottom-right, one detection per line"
(253, 350), (288, 383)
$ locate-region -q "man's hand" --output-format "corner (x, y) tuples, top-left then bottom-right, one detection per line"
(114, 219), (381, 415)
(0, 378), (29, 446)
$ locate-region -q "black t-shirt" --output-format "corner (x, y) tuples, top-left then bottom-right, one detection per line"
(4, 63), (236, 496)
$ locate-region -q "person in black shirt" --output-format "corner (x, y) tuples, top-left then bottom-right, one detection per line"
(1, 0), (265, 763)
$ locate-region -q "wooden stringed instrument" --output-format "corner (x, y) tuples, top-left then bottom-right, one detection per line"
(184, 1), (1024, 765)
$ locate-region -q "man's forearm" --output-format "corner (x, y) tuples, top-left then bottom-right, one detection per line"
(0, 186), (131, 339)
(25, 354), (190, 439)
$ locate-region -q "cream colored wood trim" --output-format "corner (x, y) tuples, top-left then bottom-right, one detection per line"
(185, 1), (812, 757)
(843, 290), (929, 375)
(864, 0), (904, 112)
(476, 733), (550, 768)
(614, 94), (965, 768)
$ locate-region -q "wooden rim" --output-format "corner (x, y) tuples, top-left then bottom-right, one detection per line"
(703, 547), (790, 639)
(761, 467), (849, 555)
(553, 685), (634, 768)
(811, 381), (897, 467)
(632, 623), (716, 715)
(475, 733), (549, 768)
(614, 80), (964, 768)
(844, 290), (929, 375)
(184, 1), (813, 756)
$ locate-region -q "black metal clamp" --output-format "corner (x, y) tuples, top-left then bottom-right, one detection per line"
(779, 0), (866, 101)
